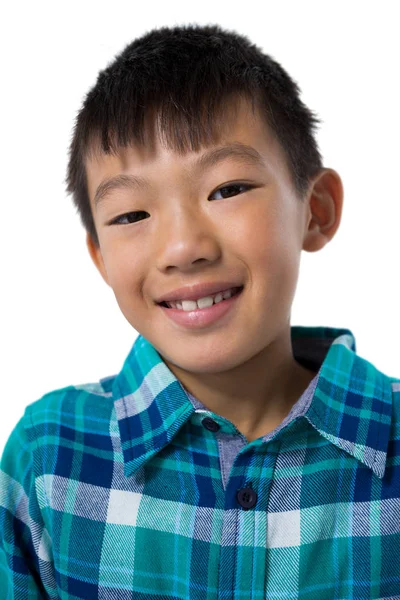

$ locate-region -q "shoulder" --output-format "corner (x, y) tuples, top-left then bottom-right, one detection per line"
(22, 374), (118, 443)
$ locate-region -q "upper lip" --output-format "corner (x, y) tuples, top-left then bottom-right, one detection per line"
(155, 281), (244, 304)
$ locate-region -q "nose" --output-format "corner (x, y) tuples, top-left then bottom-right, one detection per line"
(155, 204), (221, 272)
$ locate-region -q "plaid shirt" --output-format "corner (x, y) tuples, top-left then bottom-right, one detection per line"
(1, 325), (400, 600)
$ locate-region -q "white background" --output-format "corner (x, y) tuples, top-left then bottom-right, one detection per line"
(1, 0), (399, 454)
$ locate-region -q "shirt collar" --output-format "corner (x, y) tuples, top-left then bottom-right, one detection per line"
(112, 326), (394, 479)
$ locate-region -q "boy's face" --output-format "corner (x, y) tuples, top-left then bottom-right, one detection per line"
(85, 98), (325, 375)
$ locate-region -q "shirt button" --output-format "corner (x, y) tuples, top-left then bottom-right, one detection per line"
(202, 417), (220, 432)
(237, 487), (258, 510)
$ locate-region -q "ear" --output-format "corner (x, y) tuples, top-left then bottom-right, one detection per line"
(86, 233), (111, 286)
(302, 168), (344, 253)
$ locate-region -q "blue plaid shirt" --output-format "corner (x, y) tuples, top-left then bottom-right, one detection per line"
(1, 325), (400, 599)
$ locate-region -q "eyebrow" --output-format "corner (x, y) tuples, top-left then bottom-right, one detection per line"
(93, 142), (266, 209)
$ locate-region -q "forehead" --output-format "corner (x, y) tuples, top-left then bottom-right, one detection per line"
(85, 96), (290, 206)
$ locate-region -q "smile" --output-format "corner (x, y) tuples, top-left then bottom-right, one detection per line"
(158, 286), (244, 329)
(162, 286), (243, 310)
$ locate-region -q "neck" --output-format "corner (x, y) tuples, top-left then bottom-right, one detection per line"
(162, 326), (317, 443)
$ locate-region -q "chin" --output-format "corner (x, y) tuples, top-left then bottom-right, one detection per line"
(161, 348), (247, 376)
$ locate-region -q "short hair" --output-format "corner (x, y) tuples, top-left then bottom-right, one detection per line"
(66, 23), (323, 248)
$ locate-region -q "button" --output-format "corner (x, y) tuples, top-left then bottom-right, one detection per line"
(237, 487), (258, 509)
(202, 417), (220, 432)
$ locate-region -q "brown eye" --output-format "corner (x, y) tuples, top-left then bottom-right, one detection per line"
(210, 183), (253, 200)
(110, 211), (148, 225)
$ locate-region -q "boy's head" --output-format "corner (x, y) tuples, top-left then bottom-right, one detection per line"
(66, 23), (343, 377)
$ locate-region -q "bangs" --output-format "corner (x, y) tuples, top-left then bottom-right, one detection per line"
(84, 87), (263, 162)
(77, 44), (262, 161)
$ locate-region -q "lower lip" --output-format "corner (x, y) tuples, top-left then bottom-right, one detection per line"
(158, 288), (243, 329)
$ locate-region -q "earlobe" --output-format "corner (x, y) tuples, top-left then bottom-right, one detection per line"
(86, 233), (110, 286)
(302, 168), (344, 253)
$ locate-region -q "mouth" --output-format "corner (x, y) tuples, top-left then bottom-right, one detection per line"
(158, 285), (244, 309)
(157, 284), (244, 329)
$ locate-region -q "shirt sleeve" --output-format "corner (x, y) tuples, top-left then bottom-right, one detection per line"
(0, 413), (53, 599)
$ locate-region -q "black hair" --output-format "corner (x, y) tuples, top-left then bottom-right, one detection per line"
(66, 23), (323, 248)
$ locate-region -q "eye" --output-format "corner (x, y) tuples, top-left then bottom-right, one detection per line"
(108, 183), (255, 225)
(109, 211), (148, 225)
(210, 182), (254, 200)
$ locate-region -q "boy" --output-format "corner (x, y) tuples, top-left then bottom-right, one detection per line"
(1, 22), (399, 600)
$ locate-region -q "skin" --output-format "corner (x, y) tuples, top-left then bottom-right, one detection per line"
(85, 97), (343, 443)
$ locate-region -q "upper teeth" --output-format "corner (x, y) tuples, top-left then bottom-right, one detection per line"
(167, 288), (238, 310)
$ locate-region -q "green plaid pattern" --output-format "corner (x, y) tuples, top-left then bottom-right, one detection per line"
(1, 325), (400, 599)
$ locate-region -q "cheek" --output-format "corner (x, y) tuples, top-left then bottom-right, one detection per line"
(101, 244), (145, 294)
(233, 204), (293, 266)
(237, 204), (301, 299)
